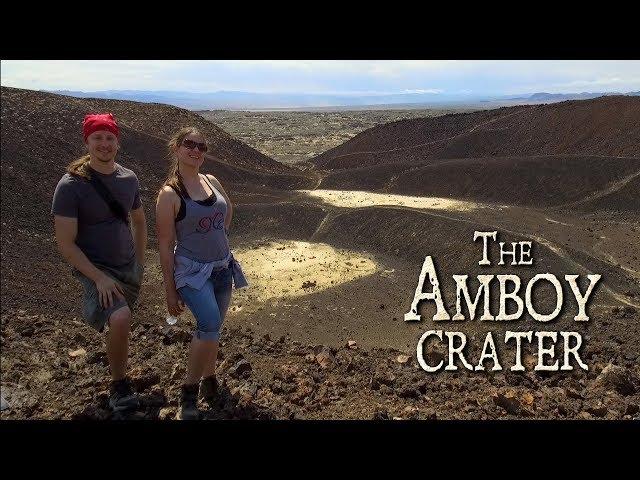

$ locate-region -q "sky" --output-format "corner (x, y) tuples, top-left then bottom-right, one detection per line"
(2, 60), (640, 97)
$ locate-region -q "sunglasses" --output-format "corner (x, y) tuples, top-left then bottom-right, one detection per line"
(182, 139), (208, 152)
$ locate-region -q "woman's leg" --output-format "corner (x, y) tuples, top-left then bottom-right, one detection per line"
(178, 279), (224, 385)
(202, 271), (233, 379)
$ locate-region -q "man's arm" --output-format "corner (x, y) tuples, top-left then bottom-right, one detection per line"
(54, 215), (105, 282)
(54, 215), (124, 308)
(130, 206), (147, 265)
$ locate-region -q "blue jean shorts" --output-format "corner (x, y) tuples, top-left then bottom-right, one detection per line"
(177, 265), (233, 341)
(73, 260), (144, 332)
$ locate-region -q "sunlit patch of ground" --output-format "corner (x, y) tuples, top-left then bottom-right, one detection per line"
(299, 189), (491, 212)
(231, 240), (377, 303)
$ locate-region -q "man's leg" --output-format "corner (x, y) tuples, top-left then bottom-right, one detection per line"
(106, 306), (132, 381)
(106, 306), (139, 412)
(76, 268), (140, 413)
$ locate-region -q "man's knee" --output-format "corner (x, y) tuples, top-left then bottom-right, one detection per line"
(108, 307), (132, 332)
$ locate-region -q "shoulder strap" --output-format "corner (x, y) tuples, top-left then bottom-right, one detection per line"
(200, 174), (218, 202)
(204, 174), (221, 199)
(87, 171), (130, 225)
(202, 174), (217, 192)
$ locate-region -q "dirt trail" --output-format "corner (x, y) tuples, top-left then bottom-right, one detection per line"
(556, 169), (640, 209)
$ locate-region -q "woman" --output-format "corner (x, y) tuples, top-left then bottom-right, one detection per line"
(156, 127), (247, 420)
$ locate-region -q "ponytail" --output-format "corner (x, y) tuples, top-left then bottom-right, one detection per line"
(66, 154), (91, 179)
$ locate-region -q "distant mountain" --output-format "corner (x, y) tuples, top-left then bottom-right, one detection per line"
(49, 89), (640, 111)
(506, 91), (640, 102)
(49, 90), (485, 110)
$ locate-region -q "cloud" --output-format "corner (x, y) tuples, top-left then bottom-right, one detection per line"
(402, 89), (443, 94)
(1, 60), (639, 96)
(554, 77), (640, 89)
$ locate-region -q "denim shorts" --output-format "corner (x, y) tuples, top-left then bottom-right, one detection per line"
(73, 260), (144, 332)
(177, 265), (233, 341)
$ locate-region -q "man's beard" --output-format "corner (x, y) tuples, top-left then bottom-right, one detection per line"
(94, 152), (116, 163)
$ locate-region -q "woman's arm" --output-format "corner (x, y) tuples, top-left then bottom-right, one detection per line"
(155, 187), (184, 316)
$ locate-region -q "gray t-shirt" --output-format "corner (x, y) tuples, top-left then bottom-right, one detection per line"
(51, 163), (141, 268)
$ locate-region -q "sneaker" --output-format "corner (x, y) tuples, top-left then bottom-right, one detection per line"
(200, 375), (218, 403)
(180, 383), (200, 420)
(109, 378), (140, 413)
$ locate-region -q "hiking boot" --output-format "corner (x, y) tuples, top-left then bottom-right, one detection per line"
(200, 375), (218, 403)
(109, 378), (140, 413)
(180, 383), (200, 420)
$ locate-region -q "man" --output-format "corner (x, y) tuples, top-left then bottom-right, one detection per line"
(51, 113), (147, 414)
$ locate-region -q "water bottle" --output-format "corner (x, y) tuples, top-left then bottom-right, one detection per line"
(166, 314), (178, 325)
